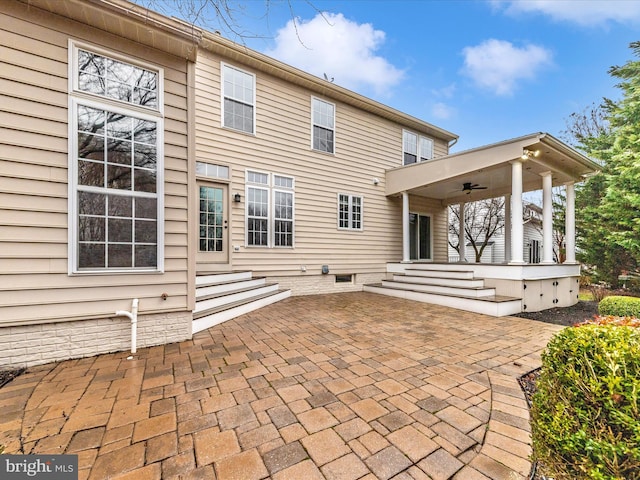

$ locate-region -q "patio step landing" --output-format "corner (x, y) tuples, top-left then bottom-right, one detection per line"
(193, 271), (291, 333)
(364, 265), (522, 317)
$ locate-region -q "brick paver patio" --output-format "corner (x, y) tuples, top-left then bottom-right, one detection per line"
(0, 292), (563, 479)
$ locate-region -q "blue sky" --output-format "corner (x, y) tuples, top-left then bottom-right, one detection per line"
(171, 0), (640, 152)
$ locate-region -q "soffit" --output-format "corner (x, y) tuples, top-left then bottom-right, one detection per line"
(22, 0), (201, 60)
(386, 133), (600, 205)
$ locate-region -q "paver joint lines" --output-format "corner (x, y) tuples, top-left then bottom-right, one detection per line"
(0, 292), (562, 480)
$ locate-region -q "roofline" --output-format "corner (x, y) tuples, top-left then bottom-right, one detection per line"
(536, 132), (601, 173)
(388, 132), (599, 174)
(200, 31), (458, 142)
(92, 0), (203, 45)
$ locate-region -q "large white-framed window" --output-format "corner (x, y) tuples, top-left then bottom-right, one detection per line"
(312, 97), (335, 153)
(403, 130), (433, 165)
(222, 63), (255, 134)
(68, 41), (164, 273)
(246, 171), (295, 247)
(338, 194), (363, 231)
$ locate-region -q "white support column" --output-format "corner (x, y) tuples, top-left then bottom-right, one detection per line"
(541, 171), (554, 264)
(458, 202), (466, 262)
(510, 160), (525, 264)
(402, 192), (410, 263)
(564, 181), (576, 263)
(504, 194), (511, 263)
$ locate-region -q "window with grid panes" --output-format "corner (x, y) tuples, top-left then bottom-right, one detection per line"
(71, 44), (163, 272)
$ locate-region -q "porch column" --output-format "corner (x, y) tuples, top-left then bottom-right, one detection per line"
(509, 160), (525, 264)
(402, 191), (410, 262)
(458, 202), (466, 262)
(564, 181), (576, 263)
(541, 171), (554, 264)
(504, 194), (511, 263)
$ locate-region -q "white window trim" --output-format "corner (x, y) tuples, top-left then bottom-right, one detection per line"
(273, 186), (295, 249)
(311, 96), (336, 154)
(402, 129), (434, 165)
(245, 170), (295, 248)
(337, 193), (364, 231)
(221, 62), (256, 135)
(67, 40), (165, 274)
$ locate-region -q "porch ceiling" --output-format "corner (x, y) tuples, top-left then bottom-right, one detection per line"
(385, 132), (601, 205)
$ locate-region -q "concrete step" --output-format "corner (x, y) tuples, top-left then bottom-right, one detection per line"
(196, 271), (253, 287)
(193, 289), (291, 333)
(363, 283), (522, 317)
(393, 274), (485, 288)
(195, 283), (280, 313)
(381, 280), (495, 298)
(196, 277), (266, 298)
(402, 268), (475, 280)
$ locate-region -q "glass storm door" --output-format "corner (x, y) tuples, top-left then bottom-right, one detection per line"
(409, 213), (432, 260)
(197, 183), (228, 267)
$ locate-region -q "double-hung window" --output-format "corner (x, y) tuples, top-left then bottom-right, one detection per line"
(69, 43), (163, 273)
(338, 194), (363, 230)
(246, 171), (294, 247)
(403, 130), (433, 165)
(312, 97), (335, 153)
(222, 63), (255, 134)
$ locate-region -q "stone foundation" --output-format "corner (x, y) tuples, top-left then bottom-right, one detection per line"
(0, 311), (192, 369)
(270, 272), (386, 296)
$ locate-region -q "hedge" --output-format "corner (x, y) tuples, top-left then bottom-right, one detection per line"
(598, 295), (640, 317)
(530, 325), (640, 479)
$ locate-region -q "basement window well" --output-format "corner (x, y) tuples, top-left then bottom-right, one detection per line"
(335, 274), (354, 283)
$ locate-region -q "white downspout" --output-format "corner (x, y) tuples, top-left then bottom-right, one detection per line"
(115, 298), (139, 356)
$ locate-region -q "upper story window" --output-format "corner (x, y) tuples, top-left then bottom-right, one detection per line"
(222, 63), (255, 134)
(312, 97), (335, 153)
(69, 42), (163, 273)
(77, 49), (158, 109)
(338, 194), (362, 231)
(403, 130), (433, 165)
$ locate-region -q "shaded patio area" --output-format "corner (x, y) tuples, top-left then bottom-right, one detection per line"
(0, 293), (563, 479)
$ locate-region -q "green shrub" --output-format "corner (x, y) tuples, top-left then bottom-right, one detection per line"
(531, 325), (640, 479)
(598, 295), (640, 317)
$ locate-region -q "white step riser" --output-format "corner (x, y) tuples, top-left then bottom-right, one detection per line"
(196, 271), (252, 287)
(393, 275), (485, 288)
(195, 285), (279, 313)
(381, 281), (495, 298)
(403, 270), (474, 280)
(197, 278), (266, 298)
(364, 285), (521, 317)
(193, 290), (291, 333)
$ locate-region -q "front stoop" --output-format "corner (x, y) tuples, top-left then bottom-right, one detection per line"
(193, 271), (290, 333)
(364, 266), (522, 317)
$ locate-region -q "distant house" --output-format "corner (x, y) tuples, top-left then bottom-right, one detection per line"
(448, 201), (550, 264)
(0, 0), (600, 368)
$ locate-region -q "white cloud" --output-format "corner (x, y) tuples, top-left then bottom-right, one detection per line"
(264, 12), (404, 94)
(431, 102), (456, 120)
(461, 39), (552, 96)
(492, 0), (640, 26)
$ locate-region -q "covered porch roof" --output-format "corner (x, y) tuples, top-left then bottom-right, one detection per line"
(386, 132), (600, 205)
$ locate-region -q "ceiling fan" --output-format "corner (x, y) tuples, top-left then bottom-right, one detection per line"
(462, 182), (487, 194)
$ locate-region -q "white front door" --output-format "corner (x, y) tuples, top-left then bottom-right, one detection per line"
(409, 213), (432, 260)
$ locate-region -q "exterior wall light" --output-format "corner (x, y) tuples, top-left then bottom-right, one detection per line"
(233, 193), (241, 203)
(521, 149), (540, 160)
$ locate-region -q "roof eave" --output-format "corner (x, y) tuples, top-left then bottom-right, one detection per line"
(201, 31), (458, 142)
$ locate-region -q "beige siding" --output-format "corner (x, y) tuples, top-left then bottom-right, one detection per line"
(0, 1), (191, 327)
(195, 49), (450, 276)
